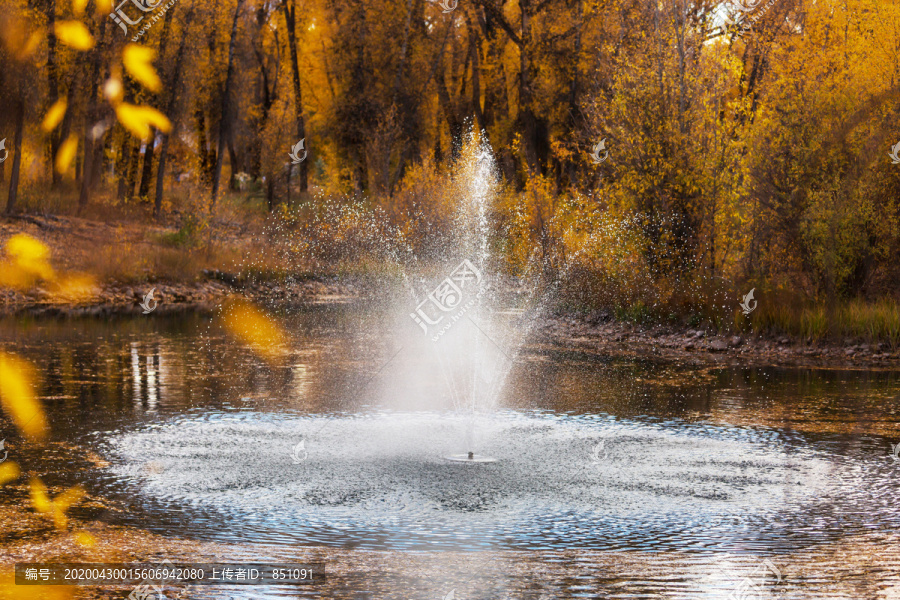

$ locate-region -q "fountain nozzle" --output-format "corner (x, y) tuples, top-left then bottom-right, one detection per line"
(444, 452), (497, 463)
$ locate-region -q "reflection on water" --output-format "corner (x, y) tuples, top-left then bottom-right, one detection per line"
(2, 308), (900, 598)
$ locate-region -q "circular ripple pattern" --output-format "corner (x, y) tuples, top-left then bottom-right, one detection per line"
(104, 410), (886, 552)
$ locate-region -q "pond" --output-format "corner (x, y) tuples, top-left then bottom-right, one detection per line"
(2, 304), (900, 599)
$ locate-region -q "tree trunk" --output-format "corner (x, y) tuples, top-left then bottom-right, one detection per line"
(518, 0), (539, 175)
(155, 1), (195, 217)
(46, 0), (62, 187)
(211, 0), (246, 205)
(5, 100), (25, 215)
(228, 138), (239, 190)
(117, 133), (132, 200)
(138, 140), (155, 200)
(283, 0), (308, 193)
(78, 14), (107, 213)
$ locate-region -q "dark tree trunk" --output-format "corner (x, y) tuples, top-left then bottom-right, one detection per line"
(117, 132), (133, 200)
(228, 138), (239, 190)
(5, 100), (25, 215)
(211, 0), (246, 205)
(155, 1), (195, 217)
(78, 14), (106, 213)
(283, 0), (308, 193)
(138, 140), (155, 200)
(196, 109), (211, 187)
(126, 140), (141, 201)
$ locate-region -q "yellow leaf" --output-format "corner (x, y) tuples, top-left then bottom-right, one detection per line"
(55, 135), (78, 174)
(6, 234), (54, 280)
(0, 569), (74, 599)
(104, 77), (124, 104)
(0, 352), (47, 440)
(42, 99), (68, 132)
(20, 30), (45, 58)
(74, 531), (97, 547)
(0, 462), (20, 485)
(29, 479), (85, 530)
(51, 273), (97, 303)
(29, 478), (53, 514)
(115, 103), (172, 140)
(54, 486), (85, 511)
(221, 299), (288, 360)
(55, 21), (95, 50)
(123, 44), (162, 92)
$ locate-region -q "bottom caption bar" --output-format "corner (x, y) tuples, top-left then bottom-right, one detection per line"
(15, 563), (319, 585)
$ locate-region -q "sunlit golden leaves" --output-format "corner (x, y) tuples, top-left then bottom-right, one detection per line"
(123, 44), (162, 92)
(0, 234), (55, 288)
(54, 21), (95, 50)
(221, 299), (288, 360)
(94, 0), (114, 14)
(0, 234), (96, 304)
(115, 103), (172, 140)
(0, 570), (73, 599)
(0, 462), (20, 486)
(51, 274), (99, 303)
(74, 530), (97, 547)
(0, 17), (44, 60)
(30, 478), (85, 529)
(55, 135), (79, 174)
(72, 0), (90, 15)
(0, 352), (47, 440)
(104, 77), (124, 104)
(41, 99), (67, 132)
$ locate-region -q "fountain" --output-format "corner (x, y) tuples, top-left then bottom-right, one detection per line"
(399, 132), (546, 464)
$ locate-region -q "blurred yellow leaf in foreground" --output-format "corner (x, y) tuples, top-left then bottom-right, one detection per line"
(0, 352), (47, 440)
(0, 462), (20, 485)
(5, 234), (54, 280)
(41, 99), (67, 132)
(115, 103), (172, 140)
(123, 44), (162, 92)
(74, 530), (97, 547)
(54, 21), (95, 50)
(0, 569), (73, 600)
(30, 478), (85, 530)
(55, 135), (79, 174)
(0, 233), (54, 288)
(222, 299), (288, 360)
(51, 273), (98, 303)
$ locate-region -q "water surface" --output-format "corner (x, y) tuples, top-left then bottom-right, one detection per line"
(2, 306), (900, 598)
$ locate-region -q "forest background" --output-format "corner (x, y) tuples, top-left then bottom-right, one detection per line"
(1, 0), (899, 343)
